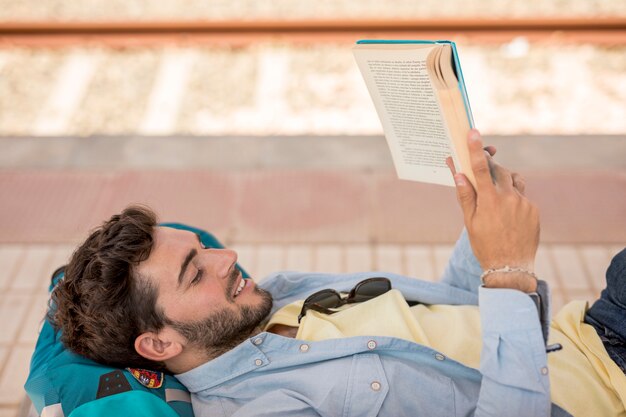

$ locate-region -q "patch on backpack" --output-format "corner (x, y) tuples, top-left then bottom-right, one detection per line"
(96, 370), (132, 399)
(126, 367), (164, 389)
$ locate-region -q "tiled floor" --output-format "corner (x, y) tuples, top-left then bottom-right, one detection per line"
(0, 241), (621, 417)
(0, 133), (623, 416)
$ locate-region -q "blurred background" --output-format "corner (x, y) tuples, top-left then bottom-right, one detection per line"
(0, 2), (625, 416)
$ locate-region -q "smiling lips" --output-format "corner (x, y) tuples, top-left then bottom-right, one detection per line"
(233, 273), (246, 298)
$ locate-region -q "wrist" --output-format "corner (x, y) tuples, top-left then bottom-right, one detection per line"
(481, 267), (538, 293)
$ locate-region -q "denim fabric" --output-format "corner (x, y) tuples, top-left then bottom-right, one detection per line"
(586, 315), (626, 373)
(584, 247), (626, 374)
(178, 231), (554, 417)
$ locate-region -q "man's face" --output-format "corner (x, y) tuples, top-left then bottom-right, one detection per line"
(137, 227), (272, 354)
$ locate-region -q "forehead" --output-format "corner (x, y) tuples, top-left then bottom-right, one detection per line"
(136, 226), (198, 288)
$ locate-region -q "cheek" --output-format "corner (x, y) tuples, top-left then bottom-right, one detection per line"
(174, 282), (229, 321)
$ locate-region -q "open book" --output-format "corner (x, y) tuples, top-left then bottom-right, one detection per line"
(353, 40), (475, 187)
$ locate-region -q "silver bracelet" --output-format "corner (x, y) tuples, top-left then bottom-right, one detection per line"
(480, 265), (538, 286)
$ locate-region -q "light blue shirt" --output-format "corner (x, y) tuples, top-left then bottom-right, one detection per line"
(177, 231), (564, 416)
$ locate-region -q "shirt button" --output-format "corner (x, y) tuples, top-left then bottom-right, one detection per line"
(367, 340), (377, 350)
(253, 338), (263, 345)
(541, 367), (549, 375)
(254, 359), (263, 366)
(299, 344), (309, 353)
(435, 353), (445, 361)
(370, 381), (382, 391)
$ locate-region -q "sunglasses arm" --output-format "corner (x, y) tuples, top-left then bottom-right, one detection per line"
(297, 304), (338, 323)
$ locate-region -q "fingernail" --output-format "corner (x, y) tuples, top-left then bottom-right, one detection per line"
(469, 129), (481, 142)
(454, 174), (466, 186)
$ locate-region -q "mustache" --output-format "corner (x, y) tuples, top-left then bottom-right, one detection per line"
(225, 265), (240, 300)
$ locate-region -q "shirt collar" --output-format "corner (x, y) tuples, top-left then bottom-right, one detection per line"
(175, 334), (270, 393)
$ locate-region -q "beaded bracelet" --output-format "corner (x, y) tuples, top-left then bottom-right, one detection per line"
(480, 265), (538, 286)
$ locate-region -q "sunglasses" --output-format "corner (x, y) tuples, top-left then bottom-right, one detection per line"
(298, 277), (392, 323)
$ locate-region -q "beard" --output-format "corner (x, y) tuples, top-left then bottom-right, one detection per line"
(169, 285), (273, 358)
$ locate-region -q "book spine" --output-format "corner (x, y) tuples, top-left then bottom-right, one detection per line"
(449, 42), (475, 128)
(356, 39), (438, 44)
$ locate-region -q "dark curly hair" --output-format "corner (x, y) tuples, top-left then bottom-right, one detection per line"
(49, 205), (169, 370)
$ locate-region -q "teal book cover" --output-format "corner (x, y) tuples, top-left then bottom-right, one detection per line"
(355, 40), (474, 127)
(353, 39), (476, 187)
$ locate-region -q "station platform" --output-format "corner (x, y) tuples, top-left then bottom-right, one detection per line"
(0, 134), (624, 417)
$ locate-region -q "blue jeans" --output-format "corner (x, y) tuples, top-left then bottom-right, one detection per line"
(584, 247), (626, 373)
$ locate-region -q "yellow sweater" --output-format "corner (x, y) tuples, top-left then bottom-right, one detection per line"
(265, 290), (626, 417)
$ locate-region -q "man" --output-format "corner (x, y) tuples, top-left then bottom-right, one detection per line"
(50, 130), (625, 416)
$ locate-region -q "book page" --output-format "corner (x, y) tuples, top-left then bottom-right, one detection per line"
(435, 45), (476, 187)
(354, 46), (456, 186)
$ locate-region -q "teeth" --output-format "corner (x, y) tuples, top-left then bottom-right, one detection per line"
(235, 279), (245, 297)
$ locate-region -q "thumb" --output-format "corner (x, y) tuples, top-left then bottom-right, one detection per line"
(454, 174), (476, 220)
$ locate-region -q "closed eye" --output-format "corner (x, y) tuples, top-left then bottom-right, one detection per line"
(190, 234), (205, 286)
(191, 268), (204, 285)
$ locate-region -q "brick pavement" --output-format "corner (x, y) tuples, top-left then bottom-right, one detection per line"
(0, 241), (621, 416)
(0, 136), (624, 416)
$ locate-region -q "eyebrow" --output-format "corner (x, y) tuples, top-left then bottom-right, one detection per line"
(178, 249), (197, 288)
(177, 234), (202, 288)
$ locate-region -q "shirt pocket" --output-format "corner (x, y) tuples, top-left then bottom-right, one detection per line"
(343, 353), (389, 417)
(372, 354), (457, 417)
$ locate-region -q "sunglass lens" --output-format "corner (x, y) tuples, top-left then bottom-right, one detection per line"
(307, 291), (342, 309)
(352, 279), (391, 302)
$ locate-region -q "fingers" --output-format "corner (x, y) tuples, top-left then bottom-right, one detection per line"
(446, 156), (457, 175)
(512, 172), (526, 195)
(447, 151), (477, 219)
(474, 135), (526, 195)
(467, 129), (495, 193)
(484, 145), (497, 157)
(481, 148), (518, 192)
(488, 159), (515, 192)
(448, 146), (495, 180)
(448, 156), (476, 219)
(454, 173), (477, 221)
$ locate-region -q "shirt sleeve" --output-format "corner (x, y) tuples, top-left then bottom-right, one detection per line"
(194, 391), (323, 417)
(439, 229), (553, 343)
(440, 228), (483, 293)
(475, 287), (551, 417)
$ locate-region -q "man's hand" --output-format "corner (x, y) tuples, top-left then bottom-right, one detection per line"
(447, 129), (540, 293)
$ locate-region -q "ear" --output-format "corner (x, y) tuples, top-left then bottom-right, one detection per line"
(135, 327), (183, 362)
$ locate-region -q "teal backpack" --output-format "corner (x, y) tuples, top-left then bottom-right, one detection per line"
(25, 223), (249, 417)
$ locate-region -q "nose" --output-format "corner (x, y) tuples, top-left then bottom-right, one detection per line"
(203, 248), (238, 278)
